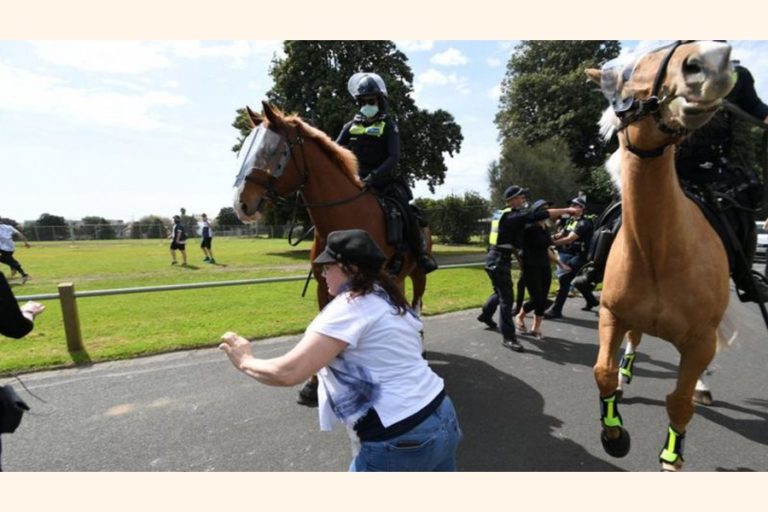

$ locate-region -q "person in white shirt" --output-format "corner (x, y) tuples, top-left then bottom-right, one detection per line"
(220, 228), (462, 471)
(199, 213), (215, 264)
(0, 223), (31, 284)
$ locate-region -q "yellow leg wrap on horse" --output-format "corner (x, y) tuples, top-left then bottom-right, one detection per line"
(659, 425), (685, 464)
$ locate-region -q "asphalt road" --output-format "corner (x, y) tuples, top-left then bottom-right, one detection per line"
(3, 289), (767, 472)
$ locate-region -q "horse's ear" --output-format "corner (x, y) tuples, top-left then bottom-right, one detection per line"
(585, 68), (602, 86)
(245, 106), (262, 128)
(262, 101), (281, 126)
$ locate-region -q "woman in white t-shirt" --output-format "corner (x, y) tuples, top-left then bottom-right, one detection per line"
(220, 228), (461, 471)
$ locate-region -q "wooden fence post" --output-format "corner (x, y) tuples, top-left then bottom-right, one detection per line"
(58, 282), (84, 353)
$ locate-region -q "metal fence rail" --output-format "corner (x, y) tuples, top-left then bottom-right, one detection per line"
(14, 261), (485, 354)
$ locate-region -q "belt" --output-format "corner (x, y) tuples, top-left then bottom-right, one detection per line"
(353, 389), (446, 442)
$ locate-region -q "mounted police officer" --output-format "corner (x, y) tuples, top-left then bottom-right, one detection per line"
(545, 197), (597, 319)
(580, 61), (768, 304)
(478, 185), (575, 352)
(336, 72), (438, 274)
(675, 62), (768, 302)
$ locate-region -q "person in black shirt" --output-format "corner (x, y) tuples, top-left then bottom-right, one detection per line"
(169, 215), (187, 266)
(675, 63), (768, 303)
(545, 197), (597, 319)
(1, 272), (45, 471)
(478, 186), (575, 352)
(514, 200), (571, 340)
(336, 72), (437, 275)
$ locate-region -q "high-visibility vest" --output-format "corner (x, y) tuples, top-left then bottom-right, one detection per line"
(349, 120), (386, 137)
(488, 208), (514, 249)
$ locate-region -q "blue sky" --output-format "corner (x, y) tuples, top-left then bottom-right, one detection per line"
(2, 40), (767, 223)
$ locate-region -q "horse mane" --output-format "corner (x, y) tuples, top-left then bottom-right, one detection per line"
(599, 107), (623, 192)
(279, 112), (362, 185)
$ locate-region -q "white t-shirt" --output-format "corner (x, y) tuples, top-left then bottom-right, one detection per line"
(0, 224), (20, 252)
(308, 287), (444, 433)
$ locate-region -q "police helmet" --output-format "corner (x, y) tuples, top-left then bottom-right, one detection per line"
(348, 72), (388, 100)
(570, 197), (586, 208)
(531, 199), (553, 212)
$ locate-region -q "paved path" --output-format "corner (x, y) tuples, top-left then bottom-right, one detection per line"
(3, 291), (767, 471)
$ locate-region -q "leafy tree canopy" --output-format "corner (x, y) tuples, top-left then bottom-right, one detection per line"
(232, 40), (463, 192)
(495, 40), (621, 172)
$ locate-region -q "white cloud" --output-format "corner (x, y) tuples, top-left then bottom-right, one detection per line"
(0, 60), (186, 131)
(396, 40), (434, 52)
(488, 84), (502, 101)
(414, 68), (470, 95)
(32, 41), (172, 74)
(486, 57), (502, 68)
(431, 48), (469, 66)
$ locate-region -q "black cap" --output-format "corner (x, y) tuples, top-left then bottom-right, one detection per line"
(531, 199), (553, 212)
(173, 215), (181, 221)
(504, 185), (529, 200)
(313, 229), (386, 275)
(570, 197), (586, 208)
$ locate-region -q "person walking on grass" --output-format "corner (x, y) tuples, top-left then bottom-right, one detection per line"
(199, 213), (215, 264)
(169, 215), (187, 266)
(0, 223), (31, 284)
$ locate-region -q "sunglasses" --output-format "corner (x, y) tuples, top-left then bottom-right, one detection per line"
(358, 97), (378, 106)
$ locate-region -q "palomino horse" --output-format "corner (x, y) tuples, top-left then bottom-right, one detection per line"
(585, 41), (735, 470)
(233, 101), (429, 312)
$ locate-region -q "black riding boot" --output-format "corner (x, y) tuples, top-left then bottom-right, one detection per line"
(409, 223), (437, 274)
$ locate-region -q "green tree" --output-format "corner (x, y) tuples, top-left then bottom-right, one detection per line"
(215, 207), (244, 227)
(232, 40), (463, 192)
(488, 136), (580, 207)
(495, 40), (621, 177)
(79, 216), (116, 240)
(131, 215), (168, 239)
(427, 192), (491, 244)
(177, 208), (198, 238)
(34, 213), (68, 241)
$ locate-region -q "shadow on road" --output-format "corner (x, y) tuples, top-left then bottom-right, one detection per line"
(426, 350), (623, 471)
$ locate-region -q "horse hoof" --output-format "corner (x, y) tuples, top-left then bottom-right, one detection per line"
(693, 390), (713, 406)
(601, 427), (631, 458)
(661, 461), (683, 472)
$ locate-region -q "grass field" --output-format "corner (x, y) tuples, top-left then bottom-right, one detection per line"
(1, 237), (495, 374)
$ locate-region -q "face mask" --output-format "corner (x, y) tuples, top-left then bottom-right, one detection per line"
(360, 104), (379, 118)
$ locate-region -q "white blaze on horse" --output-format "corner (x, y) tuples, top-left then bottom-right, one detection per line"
(232, 101), (429, 312)
(586, 41), (737, 471)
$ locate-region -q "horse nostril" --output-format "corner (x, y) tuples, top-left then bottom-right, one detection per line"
(683, 58), (702, 76)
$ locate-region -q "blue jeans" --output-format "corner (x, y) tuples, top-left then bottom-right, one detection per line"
(349, 396), (462, 472)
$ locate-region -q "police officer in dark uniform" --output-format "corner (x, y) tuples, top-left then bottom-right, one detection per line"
(336, 72), (438, 274)
(478, 185), (575, 352)
(675, 62), (768, 302)
(545, 197), (597, 319)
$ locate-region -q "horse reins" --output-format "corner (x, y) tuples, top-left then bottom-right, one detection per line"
(616, 40), (692, 158)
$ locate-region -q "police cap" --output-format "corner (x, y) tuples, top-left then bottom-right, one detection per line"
(503, 185), (529, 200)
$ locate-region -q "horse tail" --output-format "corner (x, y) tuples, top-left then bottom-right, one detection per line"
(716, 297), (739, 351)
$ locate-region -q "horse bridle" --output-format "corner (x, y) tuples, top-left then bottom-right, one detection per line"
(615, 40), (692, 158)
(244, 124), (369, 210)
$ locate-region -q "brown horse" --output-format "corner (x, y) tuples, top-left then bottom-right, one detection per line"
(585, 41), (735, 470)
(233, 101), (429, 312)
